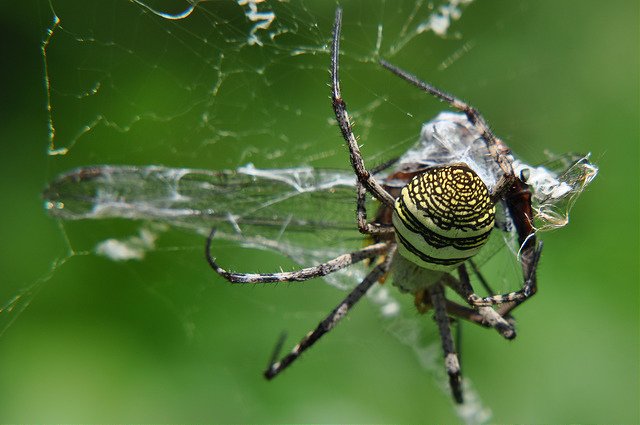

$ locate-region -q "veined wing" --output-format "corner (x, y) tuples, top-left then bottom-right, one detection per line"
(39, 113), (598, 423)
(384, 112), (598, 267)
(515, 153), (598, 232)
(43, 114), (597, 287)
(43, 163), (372, 288)
(44, 163), (360, 241)
(470, 149), (598, 267)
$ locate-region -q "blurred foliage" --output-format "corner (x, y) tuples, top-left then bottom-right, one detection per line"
(0, 0), (637, 423)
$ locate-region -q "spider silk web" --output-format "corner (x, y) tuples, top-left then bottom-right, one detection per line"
(5, 1), (597, 423)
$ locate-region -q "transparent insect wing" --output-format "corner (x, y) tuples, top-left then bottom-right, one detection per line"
(43, 113), (597, 288)
(390, 112), (503, 191)
(43, 163), (369, 289)
(45, 164), (351, 227)
(389, 112), (598, 235)
(514, 154), (598, 231)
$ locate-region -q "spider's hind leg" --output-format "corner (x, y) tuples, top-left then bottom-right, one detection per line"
(428, 282), (464, 404)
(468, 258), (516, 327)
(460, 244), (543, 308)
(206, 228), (389, 284)
(443, 265), (516, 340)
(264, 244), (397, 379)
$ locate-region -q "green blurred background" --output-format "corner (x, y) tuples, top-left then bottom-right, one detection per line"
(0, 0), (638, 423)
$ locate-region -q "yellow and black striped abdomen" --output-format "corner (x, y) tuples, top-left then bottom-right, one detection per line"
(392, 165), (495, 272)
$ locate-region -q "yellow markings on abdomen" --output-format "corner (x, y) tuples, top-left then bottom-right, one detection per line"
(392, 165), (495, 272)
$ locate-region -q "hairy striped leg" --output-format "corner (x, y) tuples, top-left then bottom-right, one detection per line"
(356, 182), (395, 235)
(442, 266), (515, 340)
(468, 258), (515, 326)
(495, 243), (542, 316)
(464, 243), (543, 307)
(443, 300), (507, 329)
(428, 282), (464, 404)
(414, 290), (514, 337)
(378, 59), (517, 200)
(356, 158), (398, 235)
(265, 245), (396, 379)
(206, 229), (390, 284)
(331, 8), (395, 208)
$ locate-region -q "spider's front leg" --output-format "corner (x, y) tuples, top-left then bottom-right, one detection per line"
(355, 155), (399, 236)
(331, 8), (395, 209)
(356, 181), (395, 235)
(377, 59), (516, 185)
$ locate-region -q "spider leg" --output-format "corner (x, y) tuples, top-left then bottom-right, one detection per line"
(378, 59), (516, 193)
(442, 267), (516, 340)
(415, 289), (513, 335)
(468, 258), (515, 326)
(428, 282), (464, 404)
(331, 8), (395, 208)
(264, 244), (396, 379)
(357, 158), (398, 235)
(444, 300), (502, 328)
(460, 243), (543, 307)
(454, 317), (463, 376)
(496, 242), (542, 316)
(356, 181), (395, 235)
(494, 181), (541, 316)
(206, 228), (389, 283)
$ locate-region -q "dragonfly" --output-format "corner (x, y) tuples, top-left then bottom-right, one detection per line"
(42, 8), (598, 408)
(43, 110), (598, 399)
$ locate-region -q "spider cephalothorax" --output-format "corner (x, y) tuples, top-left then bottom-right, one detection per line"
(207, 7), (543, 405)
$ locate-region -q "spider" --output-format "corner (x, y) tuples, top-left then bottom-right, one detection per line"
(206, 7), (543, 404)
